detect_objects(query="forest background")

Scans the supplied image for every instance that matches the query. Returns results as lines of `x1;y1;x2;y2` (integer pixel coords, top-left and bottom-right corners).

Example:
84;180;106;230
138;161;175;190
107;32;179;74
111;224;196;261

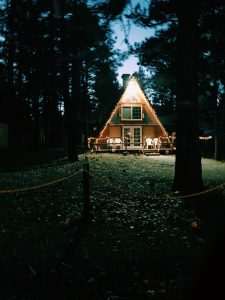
0;0;225;192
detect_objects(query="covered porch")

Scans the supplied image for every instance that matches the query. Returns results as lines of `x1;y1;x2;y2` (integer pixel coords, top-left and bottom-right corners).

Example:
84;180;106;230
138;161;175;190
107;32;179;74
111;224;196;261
88;136;175;154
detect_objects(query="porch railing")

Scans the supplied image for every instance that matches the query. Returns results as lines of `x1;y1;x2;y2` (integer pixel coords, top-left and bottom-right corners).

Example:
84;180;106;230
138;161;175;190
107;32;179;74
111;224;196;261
88;136;175;152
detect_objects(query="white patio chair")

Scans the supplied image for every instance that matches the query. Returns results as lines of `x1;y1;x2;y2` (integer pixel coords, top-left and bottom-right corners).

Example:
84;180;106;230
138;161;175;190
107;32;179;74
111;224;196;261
146;138;153;149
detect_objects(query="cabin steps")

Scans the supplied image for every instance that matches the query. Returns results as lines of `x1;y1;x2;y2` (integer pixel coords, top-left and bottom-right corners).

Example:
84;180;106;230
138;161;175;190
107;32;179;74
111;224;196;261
143;150;160;156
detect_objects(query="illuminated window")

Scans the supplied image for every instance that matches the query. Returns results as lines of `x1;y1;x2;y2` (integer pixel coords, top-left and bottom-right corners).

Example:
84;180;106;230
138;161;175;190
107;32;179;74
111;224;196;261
121;106;142;120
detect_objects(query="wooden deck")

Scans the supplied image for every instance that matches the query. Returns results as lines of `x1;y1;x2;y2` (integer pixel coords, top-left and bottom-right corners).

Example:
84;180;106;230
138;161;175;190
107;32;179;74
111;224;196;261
91;145;175;155
89;137;176;155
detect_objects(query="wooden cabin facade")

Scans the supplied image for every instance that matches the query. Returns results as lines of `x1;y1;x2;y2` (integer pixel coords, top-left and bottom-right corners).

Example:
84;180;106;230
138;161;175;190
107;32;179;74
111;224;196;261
90;75;173;153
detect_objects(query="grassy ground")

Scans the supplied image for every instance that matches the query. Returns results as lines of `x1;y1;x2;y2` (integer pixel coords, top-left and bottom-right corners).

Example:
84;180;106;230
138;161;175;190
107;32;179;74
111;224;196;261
0;150;225;300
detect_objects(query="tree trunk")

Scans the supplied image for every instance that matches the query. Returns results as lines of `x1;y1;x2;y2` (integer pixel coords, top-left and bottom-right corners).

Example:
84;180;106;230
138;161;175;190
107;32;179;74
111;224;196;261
32;95;41;149
6;0;18;152
55;0;80;161
81;62;89;151
69;59;83;160
210;81;219;160
173;1;203;193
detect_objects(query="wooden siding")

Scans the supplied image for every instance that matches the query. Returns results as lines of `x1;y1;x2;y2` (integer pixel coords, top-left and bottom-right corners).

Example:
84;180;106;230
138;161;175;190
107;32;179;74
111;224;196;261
143;126;155;138
109;126;121;138
142;125;166;140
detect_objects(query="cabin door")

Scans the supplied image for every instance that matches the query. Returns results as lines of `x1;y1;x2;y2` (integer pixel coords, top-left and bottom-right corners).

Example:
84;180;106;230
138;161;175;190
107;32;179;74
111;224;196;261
123;126;142;149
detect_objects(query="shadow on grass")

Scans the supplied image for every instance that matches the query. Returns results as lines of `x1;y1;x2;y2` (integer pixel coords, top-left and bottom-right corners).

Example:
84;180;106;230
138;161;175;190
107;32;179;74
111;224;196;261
46;216;94;300
1;216;93;300
182;190;225;299
0;148;68;172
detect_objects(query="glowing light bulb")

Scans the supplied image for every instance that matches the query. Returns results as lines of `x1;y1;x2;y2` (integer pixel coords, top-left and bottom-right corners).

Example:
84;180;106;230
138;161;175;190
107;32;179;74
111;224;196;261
126;80;138;97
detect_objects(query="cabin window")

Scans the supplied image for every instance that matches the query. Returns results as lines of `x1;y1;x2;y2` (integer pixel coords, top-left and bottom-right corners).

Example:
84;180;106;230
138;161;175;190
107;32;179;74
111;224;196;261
122;107;132;119
121;106;142;120
132;107;142;119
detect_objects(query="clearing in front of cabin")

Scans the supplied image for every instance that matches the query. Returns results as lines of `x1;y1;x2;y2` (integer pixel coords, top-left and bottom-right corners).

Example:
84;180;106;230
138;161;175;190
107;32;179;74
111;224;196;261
0;151;225;300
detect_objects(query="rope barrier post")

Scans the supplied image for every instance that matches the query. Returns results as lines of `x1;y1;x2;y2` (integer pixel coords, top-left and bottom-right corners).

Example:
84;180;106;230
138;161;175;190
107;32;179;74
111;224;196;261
82;156;91;220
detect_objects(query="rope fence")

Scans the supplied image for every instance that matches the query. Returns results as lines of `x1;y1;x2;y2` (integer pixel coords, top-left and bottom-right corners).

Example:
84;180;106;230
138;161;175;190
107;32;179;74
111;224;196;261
90;169;225;200
0;170;82;194
0;158;91;219
175;181;225;199
0;158;224;202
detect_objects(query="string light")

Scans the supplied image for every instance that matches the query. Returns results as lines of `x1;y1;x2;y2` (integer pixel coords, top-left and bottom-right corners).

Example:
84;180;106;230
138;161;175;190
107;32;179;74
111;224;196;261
199;136;212;140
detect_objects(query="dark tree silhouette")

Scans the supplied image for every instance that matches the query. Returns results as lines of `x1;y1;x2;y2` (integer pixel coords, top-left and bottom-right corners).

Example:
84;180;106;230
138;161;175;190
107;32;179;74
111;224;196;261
124;0;204;192
133;0;225;162
173;0;203;192
0;0;120;160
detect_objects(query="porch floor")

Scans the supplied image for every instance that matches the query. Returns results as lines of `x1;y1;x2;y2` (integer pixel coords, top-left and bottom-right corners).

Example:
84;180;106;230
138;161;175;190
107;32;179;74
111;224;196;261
92;148;174;155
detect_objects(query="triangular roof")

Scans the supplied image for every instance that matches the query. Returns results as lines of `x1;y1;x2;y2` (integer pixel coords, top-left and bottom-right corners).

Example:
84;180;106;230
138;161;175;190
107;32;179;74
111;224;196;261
98;75;168;139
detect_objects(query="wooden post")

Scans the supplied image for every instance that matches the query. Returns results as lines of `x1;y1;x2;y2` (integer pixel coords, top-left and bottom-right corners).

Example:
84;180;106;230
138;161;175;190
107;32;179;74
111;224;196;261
83;156;91;219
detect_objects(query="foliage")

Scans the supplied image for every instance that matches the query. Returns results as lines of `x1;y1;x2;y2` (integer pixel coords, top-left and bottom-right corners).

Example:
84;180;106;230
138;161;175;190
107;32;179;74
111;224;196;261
0;0;121;155
134;26;176;113
132;0;225;160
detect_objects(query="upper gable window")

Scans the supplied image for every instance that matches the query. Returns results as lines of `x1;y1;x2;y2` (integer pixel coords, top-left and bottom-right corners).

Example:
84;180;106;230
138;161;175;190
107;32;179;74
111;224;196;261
121;106;142;120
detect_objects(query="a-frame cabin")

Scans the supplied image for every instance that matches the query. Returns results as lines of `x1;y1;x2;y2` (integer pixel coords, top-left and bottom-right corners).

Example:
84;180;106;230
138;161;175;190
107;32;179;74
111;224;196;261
91;74;173;153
